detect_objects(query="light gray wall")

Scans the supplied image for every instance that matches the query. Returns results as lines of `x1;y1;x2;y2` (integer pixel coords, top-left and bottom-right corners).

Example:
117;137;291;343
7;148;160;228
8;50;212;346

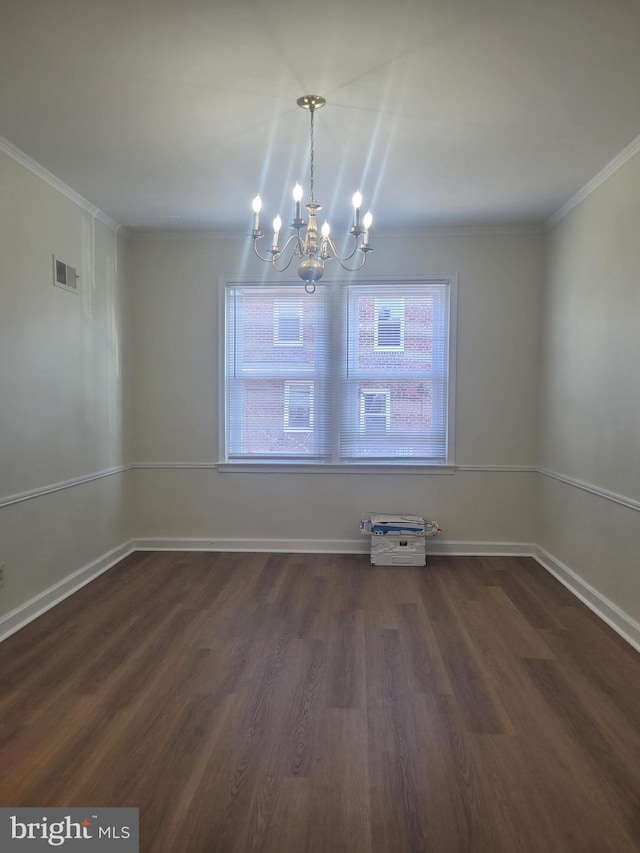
130;228;544;544
539;153;640;623
0;150;132;620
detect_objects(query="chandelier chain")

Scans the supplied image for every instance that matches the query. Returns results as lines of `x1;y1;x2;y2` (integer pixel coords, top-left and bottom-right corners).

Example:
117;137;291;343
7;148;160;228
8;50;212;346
309;105;315;203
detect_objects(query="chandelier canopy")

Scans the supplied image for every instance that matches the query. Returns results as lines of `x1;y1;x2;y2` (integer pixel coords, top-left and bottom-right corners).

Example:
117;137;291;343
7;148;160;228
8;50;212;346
250;95;372;293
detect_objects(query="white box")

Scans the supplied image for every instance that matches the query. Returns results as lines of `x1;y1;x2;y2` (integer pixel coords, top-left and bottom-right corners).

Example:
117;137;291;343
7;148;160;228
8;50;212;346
370;534;426;566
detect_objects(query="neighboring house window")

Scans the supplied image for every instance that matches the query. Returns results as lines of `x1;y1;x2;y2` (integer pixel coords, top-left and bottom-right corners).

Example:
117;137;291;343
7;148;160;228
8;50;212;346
222;278;455;465
359;390;390;434
375;298;404;351
274;300;303;346
284;382;314;431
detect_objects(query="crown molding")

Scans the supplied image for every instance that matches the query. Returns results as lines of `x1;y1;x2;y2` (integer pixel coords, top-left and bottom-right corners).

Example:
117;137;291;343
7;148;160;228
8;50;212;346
94;209;121;230
545;131;640;231
5;124;640;241
0;134;121;231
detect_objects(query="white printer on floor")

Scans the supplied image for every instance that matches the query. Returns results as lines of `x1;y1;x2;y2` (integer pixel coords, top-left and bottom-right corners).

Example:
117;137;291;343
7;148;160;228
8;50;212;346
360;514;442;566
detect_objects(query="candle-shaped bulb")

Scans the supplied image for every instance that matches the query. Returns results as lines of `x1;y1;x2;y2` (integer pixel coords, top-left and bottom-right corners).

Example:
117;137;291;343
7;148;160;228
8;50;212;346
273;214;282;248
293;182;303;221
352;190;362;227
363;210;372;244
321;221;331;238
252;195;262;232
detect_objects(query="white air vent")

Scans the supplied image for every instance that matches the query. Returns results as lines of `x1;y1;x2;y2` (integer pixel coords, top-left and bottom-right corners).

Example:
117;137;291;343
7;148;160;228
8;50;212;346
52;255;79;292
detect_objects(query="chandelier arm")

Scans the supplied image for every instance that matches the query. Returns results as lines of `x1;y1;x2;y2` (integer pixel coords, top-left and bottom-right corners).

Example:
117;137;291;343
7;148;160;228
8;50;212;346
252;239;278;263
252;233;301;265
324;235;360;263
280;233;304;259
271;234;303;272
334;252;369;273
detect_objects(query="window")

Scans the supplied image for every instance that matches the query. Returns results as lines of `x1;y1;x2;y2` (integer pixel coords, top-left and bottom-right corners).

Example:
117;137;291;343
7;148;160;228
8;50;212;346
375;298;404;351
222;278;455;466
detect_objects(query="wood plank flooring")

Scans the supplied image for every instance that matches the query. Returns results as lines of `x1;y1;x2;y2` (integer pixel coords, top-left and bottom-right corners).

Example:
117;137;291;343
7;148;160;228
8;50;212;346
1;552;639;852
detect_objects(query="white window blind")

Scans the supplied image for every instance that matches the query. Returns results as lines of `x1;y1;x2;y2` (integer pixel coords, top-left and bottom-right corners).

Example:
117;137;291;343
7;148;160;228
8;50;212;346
273;300;303;346
225;284;332;460
341;283;449;462
223;279;453;465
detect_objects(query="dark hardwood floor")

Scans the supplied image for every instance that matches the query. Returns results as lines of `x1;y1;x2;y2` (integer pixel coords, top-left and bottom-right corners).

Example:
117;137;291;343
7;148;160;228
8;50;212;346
1;551;639;852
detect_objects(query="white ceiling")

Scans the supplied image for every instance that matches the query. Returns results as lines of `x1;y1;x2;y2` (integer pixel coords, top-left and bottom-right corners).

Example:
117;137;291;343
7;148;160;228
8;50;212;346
2;0;640;232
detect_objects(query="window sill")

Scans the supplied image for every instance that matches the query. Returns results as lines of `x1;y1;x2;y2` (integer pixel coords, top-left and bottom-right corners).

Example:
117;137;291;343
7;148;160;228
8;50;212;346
216;462;456;474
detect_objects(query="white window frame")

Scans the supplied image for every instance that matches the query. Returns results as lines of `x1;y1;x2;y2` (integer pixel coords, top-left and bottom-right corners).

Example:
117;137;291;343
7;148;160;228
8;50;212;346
218;275;457;472
284;381;314;432
273;299;303;347
374;298;405;351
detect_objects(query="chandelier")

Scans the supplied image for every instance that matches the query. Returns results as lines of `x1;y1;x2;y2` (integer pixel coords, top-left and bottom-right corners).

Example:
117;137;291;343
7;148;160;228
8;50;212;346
250;95;372;293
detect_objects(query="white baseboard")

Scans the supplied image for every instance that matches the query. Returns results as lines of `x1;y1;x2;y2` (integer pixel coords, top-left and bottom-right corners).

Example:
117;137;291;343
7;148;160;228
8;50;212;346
532;545;640;654
0;541;134;643
1;538;638;655
131;536;535;557
130;537;534;557
131;537;370;554
428;540;535;557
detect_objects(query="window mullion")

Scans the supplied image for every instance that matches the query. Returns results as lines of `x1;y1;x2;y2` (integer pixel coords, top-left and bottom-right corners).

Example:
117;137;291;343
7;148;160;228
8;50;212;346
330;280;343;464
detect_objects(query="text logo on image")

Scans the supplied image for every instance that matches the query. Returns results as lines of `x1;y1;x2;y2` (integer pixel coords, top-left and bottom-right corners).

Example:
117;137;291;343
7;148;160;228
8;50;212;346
0;808;138;850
